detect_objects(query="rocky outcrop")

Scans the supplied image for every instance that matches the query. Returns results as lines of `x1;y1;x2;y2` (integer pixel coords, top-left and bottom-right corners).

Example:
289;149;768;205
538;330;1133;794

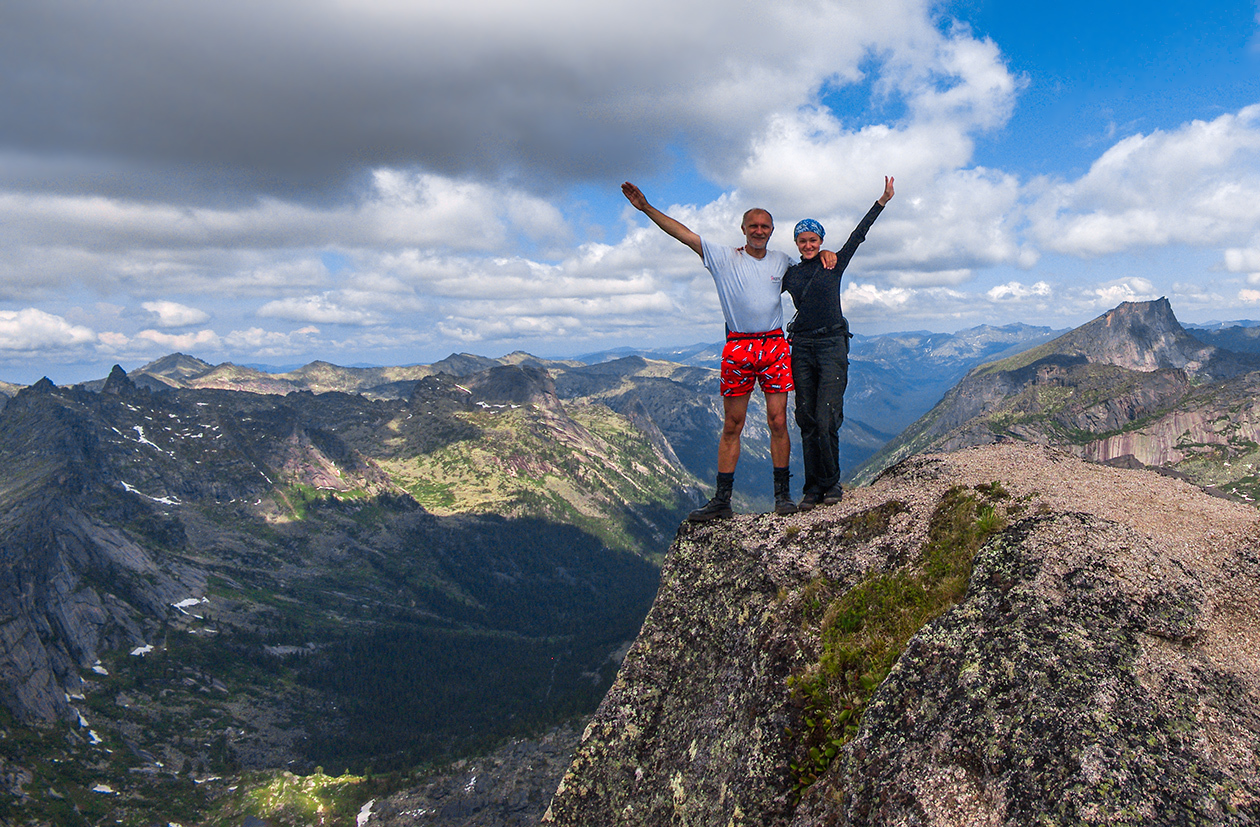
367;721;585;827
544;443;1260;825
1061;298;1218;374
0;492;202;723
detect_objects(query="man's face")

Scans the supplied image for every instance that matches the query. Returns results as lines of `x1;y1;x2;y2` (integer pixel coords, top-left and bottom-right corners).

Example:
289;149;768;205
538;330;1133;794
741;211;773;251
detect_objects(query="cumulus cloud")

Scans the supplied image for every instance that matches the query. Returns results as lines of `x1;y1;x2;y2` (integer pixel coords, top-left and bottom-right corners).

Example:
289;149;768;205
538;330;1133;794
843;282;917;311
223;326;320;354
257;294;382;326
1028;105;1260;257
0;0;949;199
142;301;211;328
134;329;222;351
0;309;96;353
988;281;1052;301
1077;277;1158;309
1226;241;1260;281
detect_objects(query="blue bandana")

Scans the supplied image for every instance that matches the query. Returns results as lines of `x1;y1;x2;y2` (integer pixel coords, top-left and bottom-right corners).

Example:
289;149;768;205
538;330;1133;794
794;219;825;240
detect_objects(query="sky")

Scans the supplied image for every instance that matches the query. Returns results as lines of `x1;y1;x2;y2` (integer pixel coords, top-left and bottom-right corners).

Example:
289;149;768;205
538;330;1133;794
2;0;1260;384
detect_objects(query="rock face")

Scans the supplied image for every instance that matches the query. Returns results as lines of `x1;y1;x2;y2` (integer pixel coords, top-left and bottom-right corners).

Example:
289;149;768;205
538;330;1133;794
543;443;1260;825
367;722;585;827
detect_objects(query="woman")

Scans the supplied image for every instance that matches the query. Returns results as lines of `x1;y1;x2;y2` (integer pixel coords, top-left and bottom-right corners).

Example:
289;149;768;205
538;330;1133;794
782;176;894;509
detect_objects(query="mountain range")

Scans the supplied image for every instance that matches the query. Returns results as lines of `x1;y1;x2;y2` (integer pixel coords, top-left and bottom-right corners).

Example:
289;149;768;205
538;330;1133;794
0;361;695;825
3;301;1258;825
855;298;1260;498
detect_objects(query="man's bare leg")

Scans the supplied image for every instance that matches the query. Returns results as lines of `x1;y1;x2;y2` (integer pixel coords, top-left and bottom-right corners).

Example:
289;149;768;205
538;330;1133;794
765;392;790;467
717;393;752;473
689;394;751;521
766;391;797;515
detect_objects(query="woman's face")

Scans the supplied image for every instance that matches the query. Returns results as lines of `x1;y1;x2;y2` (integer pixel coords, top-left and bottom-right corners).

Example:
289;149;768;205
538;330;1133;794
795;231;822;260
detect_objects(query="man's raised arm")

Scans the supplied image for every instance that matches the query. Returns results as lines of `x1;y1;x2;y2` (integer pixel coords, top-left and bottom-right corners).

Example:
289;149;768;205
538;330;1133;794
621;182;703;259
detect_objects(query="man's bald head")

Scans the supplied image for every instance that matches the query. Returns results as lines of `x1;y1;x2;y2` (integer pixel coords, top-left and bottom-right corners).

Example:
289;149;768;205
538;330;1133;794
741;208;773;229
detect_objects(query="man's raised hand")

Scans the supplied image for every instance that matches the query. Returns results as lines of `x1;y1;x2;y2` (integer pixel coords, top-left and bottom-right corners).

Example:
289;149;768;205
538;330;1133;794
622;181;649;211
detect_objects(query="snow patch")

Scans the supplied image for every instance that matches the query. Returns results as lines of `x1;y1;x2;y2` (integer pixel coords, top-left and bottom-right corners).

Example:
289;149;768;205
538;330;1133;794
91;784;115;794
357;799;375;827
172;597;208;614
131;644;154;656
119;480;182;506
92;660;109;675
132;425;161;449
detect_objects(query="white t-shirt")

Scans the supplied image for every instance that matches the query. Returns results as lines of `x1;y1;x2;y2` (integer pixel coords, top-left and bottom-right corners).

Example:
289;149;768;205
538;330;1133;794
700;238;792;334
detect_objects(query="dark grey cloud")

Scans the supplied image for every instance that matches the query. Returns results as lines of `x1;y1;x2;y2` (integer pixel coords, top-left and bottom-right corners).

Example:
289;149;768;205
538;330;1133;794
0;0;779;201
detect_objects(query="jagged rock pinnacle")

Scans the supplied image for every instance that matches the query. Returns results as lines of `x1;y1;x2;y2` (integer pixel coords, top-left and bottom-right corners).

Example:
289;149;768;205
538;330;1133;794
101;364;136;395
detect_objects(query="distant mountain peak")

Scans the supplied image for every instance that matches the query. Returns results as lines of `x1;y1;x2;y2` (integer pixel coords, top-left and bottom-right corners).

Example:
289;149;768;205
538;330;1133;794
136;352;215;382
101;365;137;396
1058;298;1213;372
461;364;562;411
986;298;1220;377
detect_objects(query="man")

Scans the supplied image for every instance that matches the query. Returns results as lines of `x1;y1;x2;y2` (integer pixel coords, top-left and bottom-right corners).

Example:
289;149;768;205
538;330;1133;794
783;176;894;510
620;181;834;520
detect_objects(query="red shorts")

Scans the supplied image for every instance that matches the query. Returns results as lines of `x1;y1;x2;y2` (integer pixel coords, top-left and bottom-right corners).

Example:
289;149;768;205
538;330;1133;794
720;331;794;397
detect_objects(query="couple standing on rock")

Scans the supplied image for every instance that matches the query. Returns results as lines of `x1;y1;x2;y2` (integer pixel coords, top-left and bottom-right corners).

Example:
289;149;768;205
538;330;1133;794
621;176;894;520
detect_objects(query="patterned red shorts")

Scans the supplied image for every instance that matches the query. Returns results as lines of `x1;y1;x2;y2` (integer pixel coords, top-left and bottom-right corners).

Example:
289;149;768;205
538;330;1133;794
720;331;794;397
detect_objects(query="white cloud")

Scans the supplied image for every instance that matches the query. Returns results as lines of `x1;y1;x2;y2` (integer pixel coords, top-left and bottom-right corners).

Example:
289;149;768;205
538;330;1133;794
842;282;917;311
141;300;211;328
988;281;1051;301
1029;105;1260;257
1226;241;1260;282
257;294;381;326
135;329;222;351
1079;277;1157;309
223;327;320;355
0;309;95;353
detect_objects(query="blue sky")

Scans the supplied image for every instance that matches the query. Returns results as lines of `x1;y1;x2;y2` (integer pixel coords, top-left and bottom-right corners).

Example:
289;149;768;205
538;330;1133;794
0;0;1258;384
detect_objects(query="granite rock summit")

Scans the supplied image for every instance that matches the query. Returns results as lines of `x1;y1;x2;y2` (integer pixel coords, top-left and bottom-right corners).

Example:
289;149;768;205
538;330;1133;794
544;443;1260;826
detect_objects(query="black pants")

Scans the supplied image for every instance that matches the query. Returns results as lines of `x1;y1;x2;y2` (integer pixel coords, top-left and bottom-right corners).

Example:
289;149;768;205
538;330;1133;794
791;334;849;495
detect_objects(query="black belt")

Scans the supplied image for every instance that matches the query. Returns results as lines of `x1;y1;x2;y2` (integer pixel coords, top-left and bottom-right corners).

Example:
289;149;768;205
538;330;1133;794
789;322;849;339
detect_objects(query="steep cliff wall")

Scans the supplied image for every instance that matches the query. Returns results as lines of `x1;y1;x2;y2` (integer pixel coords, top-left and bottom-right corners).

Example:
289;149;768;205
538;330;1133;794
544;443;1260;825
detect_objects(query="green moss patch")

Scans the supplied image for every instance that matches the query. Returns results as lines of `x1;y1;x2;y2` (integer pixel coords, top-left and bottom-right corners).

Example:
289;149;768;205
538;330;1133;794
786;483;1015;799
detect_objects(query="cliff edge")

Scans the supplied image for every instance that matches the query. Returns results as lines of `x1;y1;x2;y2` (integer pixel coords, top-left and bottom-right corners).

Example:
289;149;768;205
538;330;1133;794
543;443;1260;825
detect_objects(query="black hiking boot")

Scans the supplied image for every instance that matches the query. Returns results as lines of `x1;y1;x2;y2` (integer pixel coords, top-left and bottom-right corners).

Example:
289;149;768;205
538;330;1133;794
688;496;734;522
773;469;797;516
798;491;823;511
821;485;843;505
774;491;798;516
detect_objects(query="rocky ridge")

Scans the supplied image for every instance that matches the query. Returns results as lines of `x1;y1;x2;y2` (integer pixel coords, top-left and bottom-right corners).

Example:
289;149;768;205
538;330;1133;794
543;442;1260;825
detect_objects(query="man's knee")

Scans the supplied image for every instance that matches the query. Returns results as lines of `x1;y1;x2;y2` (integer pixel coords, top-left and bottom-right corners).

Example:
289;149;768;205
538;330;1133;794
766;409;788;435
